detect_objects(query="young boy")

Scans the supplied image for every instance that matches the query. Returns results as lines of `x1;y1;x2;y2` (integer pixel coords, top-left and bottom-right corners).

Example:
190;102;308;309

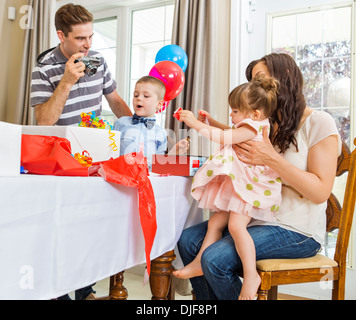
114;76;189;167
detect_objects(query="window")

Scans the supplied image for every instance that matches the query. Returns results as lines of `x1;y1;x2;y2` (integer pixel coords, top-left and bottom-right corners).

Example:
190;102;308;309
92;18;118;125
130;4;175;126
90;2;174;127
268;3;354;266
269;5;352;145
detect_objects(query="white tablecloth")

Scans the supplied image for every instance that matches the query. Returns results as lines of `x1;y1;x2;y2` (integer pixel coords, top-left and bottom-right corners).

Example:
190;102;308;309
0;174;202;300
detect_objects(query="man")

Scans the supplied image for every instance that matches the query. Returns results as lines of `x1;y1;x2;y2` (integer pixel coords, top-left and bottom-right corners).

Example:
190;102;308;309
31;4;132;300
31;3;132;126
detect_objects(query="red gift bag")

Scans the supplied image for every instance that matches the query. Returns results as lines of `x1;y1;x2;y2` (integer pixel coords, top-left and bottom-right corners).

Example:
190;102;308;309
98;152;157;275
21;135;89;177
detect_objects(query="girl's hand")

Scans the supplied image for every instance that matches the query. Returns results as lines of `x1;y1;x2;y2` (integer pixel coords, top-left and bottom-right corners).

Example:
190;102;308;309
234;126;277;166
179;110;199;128
198;110;210;123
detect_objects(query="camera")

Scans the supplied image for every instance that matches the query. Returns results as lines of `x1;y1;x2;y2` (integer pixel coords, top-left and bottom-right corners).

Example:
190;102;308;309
75;56;102;77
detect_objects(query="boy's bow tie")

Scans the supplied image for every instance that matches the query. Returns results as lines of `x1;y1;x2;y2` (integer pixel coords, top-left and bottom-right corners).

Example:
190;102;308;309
132;114;156;130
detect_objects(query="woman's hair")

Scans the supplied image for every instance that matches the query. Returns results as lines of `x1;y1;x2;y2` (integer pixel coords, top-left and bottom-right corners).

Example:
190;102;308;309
55;4;93;36
245;53;306;153
229;75;279;118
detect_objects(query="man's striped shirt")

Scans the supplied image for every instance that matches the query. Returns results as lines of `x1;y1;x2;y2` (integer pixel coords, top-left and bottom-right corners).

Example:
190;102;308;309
31;45;117;126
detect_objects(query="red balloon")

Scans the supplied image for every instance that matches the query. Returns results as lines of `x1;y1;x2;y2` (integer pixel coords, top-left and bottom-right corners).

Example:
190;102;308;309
149;61;185;101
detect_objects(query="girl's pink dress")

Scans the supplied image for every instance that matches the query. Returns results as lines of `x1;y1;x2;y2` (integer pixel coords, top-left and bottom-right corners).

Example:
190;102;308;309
191;118;282;222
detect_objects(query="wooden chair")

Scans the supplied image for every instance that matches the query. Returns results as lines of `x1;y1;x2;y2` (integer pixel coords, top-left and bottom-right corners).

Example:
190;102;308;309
256;138;356;300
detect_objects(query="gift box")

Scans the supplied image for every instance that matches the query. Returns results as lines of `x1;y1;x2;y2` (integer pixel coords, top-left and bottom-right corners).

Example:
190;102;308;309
151;155;207;176
0;121;22;176
21;126;121;163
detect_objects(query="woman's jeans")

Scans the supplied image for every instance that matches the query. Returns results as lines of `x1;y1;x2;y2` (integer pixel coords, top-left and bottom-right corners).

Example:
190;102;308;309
177;221;321;300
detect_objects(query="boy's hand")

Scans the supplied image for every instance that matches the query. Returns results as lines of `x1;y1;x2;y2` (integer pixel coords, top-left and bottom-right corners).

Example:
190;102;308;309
168;138;190;155
176;138;190;155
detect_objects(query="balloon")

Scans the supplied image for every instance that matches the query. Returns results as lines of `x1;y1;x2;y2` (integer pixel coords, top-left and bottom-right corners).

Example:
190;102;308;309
155;45;188;72
149;61;185;101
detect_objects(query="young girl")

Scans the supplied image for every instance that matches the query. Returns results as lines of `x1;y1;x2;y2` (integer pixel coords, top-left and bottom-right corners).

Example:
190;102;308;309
173;76;282;300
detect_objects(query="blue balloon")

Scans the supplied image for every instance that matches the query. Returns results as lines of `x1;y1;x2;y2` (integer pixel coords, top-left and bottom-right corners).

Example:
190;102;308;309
155;45;188;72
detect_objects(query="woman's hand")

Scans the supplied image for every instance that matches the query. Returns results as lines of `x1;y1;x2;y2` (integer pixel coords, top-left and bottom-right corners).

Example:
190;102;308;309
235;125;339;204
234;126;278;166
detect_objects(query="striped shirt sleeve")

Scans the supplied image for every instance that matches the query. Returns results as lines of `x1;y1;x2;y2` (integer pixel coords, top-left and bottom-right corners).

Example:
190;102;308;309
30;65;55;107
30;46;118;126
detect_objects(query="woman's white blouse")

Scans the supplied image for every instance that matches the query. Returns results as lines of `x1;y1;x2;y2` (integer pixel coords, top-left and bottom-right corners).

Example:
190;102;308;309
250;111;342;244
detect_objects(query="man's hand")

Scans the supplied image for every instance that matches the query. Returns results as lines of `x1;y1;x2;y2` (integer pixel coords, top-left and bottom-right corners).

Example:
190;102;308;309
62;53;85;86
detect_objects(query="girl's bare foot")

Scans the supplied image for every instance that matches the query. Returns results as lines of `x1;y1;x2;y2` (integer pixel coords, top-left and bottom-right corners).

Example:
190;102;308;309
172;262;203;279
238;273;261;300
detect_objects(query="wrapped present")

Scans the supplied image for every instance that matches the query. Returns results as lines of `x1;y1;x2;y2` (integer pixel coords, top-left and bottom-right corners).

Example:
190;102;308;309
0;121;22;176
22;125;120;163
151;155;207;176
21;135;90;177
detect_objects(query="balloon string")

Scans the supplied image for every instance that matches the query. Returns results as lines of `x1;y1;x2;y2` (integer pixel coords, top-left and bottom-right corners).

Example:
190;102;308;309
109;129;119;152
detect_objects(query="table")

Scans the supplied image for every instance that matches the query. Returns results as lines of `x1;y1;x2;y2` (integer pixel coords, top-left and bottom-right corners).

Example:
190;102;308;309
0;174;202;300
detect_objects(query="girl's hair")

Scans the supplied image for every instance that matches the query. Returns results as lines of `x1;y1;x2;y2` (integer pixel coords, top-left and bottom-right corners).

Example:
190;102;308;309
229;75;279;118
55;4;93;36
245;53;306;153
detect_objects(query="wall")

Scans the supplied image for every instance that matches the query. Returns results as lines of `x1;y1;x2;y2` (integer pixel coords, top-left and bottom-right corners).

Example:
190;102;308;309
0;1;7;121
0;0;27;124
215;0;231;125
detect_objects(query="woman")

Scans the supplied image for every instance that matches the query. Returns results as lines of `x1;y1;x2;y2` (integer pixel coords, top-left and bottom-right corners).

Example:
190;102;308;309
177;53;341;300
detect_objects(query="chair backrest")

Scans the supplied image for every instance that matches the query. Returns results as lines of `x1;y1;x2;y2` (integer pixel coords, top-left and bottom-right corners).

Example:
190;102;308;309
326;138;356;265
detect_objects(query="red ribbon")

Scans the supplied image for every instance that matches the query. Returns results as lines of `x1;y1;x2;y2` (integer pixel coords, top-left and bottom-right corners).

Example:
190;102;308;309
97;152;157;275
